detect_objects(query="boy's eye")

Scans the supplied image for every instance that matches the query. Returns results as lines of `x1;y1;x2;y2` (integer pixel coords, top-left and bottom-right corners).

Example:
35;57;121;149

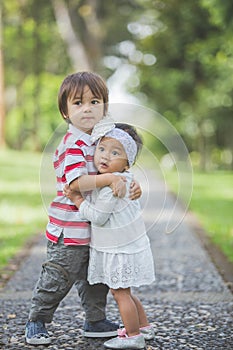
92;99;100;105
74;100;82;105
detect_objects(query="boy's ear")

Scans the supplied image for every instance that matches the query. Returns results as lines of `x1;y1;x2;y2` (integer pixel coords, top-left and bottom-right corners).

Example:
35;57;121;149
63;113;69;121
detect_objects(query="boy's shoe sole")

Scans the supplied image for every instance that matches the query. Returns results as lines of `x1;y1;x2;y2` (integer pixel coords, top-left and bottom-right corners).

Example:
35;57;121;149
25;337;51;346
82;329;118;338
83;319;119;338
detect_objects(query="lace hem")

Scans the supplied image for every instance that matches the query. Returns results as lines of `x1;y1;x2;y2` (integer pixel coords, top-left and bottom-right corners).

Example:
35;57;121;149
88;247;155;289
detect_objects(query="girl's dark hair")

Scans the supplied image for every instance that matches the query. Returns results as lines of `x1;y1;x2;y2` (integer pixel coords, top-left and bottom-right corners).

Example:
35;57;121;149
115;123;143;164
58;71;109;120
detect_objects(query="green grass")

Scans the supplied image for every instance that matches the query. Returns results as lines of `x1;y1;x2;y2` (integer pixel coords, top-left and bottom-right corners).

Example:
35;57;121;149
165;170;233;262
0;149;47;270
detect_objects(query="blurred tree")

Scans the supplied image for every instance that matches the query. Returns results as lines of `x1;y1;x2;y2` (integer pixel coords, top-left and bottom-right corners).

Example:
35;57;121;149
3;0;70;149
124;0;233;170
0;2;6;148
3;0;144;150
51;0;91;71
2;0;233;169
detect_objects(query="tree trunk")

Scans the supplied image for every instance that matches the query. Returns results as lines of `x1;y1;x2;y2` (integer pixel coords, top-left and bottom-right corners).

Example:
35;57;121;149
198;131;207;171
51;0;91;71
0;4;6;148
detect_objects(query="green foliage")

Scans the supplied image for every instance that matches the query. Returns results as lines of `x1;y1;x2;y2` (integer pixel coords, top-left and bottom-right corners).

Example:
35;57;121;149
126;0;233;170
3;0;139;150
1;0;233;171
5;73;64;150
2;0;70;151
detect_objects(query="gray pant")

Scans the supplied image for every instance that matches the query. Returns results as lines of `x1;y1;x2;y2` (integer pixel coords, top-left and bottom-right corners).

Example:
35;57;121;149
29;235;109;323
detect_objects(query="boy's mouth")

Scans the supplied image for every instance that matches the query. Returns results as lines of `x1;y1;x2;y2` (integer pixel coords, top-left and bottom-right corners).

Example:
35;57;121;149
81;116;94;121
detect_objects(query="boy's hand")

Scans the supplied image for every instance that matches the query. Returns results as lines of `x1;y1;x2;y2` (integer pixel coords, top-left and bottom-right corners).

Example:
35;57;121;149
129;180;142;200
63;184;84;208
110;175;127;198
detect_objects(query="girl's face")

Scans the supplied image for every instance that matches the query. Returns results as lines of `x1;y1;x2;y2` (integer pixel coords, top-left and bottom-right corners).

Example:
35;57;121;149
94;137;129;174
65;85;105;133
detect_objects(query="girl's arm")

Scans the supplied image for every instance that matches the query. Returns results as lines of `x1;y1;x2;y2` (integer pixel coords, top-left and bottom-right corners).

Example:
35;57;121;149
64;185;117;226
69;173;126;198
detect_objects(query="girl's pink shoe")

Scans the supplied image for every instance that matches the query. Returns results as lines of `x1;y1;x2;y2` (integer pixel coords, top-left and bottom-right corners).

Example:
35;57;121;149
140;325;155;340
104;329;145;349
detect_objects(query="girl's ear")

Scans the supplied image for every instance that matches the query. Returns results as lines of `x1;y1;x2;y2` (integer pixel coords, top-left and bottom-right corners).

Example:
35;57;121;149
124;165;130;171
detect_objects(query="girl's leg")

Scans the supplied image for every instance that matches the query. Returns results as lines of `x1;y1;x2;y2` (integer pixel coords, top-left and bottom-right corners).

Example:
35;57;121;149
131;294;155;341
110;287;140;337
131;294;150;328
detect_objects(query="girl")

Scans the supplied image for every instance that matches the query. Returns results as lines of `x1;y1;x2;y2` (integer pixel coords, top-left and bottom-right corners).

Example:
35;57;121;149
64;123;155;349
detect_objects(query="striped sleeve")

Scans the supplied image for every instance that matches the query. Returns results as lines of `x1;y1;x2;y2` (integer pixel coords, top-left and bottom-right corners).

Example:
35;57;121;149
64;145;88;185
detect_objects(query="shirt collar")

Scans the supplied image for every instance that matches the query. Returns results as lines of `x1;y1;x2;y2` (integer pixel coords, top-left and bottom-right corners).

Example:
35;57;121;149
68;124;93;146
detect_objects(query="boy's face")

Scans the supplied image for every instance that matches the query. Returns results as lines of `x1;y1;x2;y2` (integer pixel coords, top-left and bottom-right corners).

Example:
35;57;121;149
65;85;105;134
94;137;129;174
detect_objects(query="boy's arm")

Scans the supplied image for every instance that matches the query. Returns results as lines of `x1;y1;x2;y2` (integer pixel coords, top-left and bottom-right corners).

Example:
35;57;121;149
69;173;126;197
129;180;142;200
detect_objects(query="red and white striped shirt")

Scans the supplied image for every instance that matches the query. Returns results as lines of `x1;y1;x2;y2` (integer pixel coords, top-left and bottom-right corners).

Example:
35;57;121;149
46;124;97;245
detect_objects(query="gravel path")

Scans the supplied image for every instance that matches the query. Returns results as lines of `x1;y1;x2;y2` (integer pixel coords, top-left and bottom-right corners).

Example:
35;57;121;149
0;176;232;350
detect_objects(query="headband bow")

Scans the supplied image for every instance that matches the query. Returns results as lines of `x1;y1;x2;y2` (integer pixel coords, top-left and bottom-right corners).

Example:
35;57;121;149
91;115;137;166
91;114;115;143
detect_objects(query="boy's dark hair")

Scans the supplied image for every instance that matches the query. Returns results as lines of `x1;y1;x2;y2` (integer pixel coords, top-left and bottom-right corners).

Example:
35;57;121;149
115;123;143;164
58;71;109;120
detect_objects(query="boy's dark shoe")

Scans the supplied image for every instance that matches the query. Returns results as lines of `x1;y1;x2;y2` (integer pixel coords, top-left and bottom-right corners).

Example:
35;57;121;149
25;320;51;345
83;318;119;338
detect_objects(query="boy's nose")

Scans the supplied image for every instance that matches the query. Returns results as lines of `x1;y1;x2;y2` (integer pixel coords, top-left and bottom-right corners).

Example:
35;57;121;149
83;102;91;112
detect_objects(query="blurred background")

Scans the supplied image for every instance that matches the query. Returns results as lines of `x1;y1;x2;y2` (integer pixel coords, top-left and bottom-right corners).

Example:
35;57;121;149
0;0;232;282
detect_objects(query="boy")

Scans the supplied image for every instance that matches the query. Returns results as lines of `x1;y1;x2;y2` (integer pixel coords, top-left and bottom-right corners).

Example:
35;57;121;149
25;72;140;345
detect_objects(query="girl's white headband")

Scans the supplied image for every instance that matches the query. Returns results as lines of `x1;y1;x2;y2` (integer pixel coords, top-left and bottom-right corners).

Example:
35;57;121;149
91;115;137;166
104;128;137;167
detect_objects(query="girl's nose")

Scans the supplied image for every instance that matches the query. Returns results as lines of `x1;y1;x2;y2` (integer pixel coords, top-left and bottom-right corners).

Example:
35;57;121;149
101;152;109;160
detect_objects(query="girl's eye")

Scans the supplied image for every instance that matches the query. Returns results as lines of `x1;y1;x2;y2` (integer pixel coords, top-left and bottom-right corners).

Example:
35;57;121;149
99;146;104;152
74;100;82;105
112;151;119;156
92;100;99;105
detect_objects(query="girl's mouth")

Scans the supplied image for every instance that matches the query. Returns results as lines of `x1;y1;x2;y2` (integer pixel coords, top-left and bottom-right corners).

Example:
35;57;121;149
99;162;108;169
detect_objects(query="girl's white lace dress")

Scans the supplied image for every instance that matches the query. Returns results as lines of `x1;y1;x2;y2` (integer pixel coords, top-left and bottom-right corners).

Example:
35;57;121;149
79;172;155;289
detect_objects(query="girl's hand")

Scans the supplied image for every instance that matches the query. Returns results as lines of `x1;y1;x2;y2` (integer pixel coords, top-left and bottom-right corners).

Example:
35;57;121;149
63;184;84;208
63;184;75;199
129;180;142;200
110;175;127;198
